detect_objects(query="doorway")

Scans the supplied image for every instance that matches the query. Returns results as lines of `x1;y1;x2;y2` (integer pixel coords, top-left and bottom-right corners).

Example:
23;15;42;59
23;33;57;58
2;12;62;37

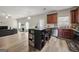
18;22;29;32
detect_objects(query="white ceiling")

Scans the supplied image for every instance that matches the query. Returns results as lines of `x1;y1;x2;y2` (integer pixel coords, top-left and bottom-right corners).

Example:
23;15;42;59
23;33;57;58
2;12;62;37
0;6;73;19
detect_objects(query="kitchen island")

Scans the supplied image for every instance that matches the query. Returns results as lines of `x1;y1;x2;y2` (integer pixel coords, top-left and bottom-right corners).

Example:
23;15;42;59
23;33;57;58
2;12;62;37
29;28;52;51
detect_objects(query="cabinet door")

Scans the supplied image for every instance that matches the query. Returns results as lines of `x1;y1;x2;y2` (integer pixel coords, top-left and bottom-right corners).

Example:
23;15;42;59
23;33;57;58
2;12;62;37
47;13;57;24
58;29;63;38
75;9;78;23
52;14;57;23
71;7;79;24
71;10;76;23
47;15;53;24
63;29;74;39
77;8;79;23
58;29;74;39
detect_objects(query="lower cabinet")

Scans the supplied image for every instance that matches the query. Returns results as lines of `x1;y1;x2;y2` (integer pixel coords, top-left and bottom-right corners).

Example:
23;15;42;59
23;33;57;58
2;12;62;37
58;29;74;39
34;29;52;50
34;30;46;50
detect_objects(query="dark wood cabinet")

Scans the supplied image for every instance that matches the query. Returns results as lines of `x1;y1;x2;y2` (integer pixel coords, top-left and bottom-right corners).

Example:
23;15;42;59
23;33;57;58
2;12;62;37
47;13;57;24
58;29;74;39
34;29;52;50
77;7;79;23
29;28;52;50
34;30;45;50
71;10;76;23
71;7;79;24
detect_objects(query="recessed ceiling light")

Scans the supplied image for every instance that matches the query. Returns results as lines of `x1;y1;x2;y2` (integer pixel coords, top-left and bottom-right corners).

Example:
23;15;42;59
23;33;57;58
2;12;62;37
6;16;9;19
27;17;31;19
8;14;11;16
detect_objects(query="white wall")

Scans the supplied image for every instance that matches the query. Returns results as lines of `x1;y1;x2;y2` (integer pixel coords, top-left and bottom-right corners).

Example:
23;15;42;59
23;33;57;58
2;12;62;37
29;14;47;29
17;14;47;29
0;16;17;29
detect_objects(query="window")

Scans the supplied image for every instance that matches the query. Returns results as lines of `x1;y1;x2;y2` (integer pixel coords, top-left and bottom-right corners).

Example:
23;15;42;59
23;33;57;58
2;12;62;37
58;16;71;28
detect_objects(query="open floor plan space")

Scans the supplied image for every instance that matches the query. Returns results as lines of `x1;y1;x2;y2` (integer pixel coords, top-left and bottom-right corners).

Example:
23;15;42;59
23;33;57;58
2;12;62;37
0;32;28;52
0;6;79;52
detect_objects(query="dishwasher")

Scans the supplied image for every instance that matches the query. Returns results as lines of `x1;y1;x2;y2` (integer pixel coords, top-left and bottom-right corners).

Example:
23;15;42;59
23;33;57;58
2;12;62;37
52;28;58;37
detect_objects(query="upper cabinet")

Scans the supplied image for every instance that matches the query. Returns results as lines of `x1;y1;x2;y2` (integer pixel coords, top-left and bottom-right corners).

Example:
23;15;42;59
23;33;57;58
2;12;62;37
71;7;79;24
47;13;57;24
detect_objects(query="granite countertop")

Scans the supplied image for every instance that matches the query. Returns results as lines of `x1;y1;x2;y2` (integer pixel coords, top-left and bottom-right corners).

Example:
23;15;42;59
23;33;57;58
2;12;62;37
71;28;79;32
